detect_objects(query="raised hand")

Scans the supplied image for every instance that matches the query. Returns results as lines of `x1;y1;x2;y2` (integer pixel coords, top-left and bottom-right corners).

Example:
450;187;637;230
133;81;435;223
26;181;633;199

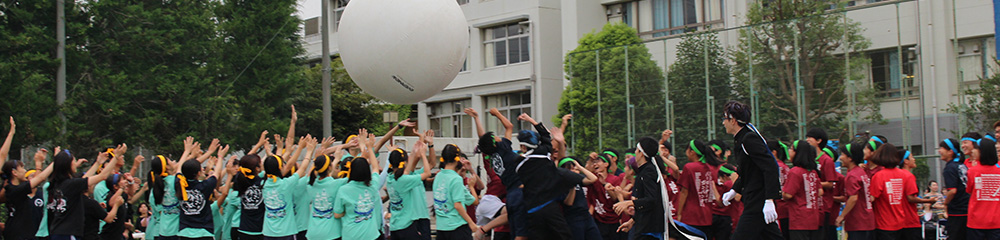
183;137;195;152
7;116;14;130
218;144;231;159
423;129;435;145
550;127;565;143
113;143;128;157
96;152;110;165
463;108;479;118
320;136;335;150
257;131;270;146
399;119;416;128
134;155;145;165
290;105;298;123
34;148;49;163
206;139;221;154
517;113;537;125
488;108;501;117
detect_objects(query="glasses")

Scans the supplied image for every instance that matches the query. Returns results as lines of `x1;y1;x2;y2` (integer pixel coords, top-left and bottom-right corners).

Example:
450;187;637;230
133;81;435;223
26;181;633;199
721;117;731;121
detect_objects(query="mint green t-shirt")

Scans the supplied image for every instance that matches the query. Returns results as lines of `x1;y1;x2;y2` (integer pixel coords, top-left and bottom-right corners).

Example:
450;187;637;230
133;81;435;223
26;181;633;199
333;174;381;240
387;172;429;231
145;189;159;239
156;175;181;237
294;176;310;232
306;177;348;240
220;189;241;240
262;174;300;237
35;182;49;238
94;182;110;232
432;169;475;231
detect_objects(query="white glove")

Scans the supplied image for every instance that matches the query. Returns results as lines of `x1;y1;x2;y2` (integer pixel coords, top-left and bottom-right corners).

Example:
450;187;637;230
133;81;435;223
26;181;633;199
721;189;737;206
763;199;778;224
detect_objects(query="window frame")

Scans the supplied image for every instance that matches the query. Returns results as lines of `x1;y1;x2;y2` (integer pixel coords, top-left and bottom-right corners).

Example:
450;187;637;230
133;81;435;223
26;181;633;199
483;91;533;134
428;99;474;138
483;22;531;68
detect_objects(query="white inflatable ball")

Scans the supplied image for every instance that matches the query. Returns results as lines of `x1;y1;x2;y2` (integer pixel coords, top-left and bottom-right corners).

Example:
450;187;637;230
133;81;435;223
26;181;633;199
338;0;469;104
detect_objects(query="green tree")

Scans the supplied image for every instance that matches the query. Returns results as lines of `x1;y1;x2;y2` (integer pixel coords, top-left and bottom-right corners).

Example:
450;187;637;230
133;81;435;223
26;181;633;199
730;0;880;141
947;60;1000;133
666;32;732;145
558;22;666;154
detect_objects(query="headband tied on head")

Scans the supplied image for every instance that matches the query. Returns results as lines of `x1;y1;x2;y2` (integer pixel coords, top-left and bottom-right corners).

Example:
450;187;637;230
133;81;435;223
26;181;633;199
901;150;911;166
710;144;722;152
177;174;190;201
778;141;789;159
962;137;979;144
603;151;618;159
345;135;357;145
240;167;256;179
338;160;353;178
689;141;705;163
944;140;961;162
394;149;406;169
984;134;997;142
720;166;735;175
267;156;284;182
636;143;649;159
150;155;169;183
315;155;331;174
558;158;575;168
25;169;37;178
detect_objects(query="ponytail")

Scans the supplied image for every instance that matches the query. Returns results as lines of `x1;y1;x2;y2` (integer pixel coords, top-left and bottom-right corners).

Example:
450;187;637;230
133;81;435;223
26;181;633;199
309;155;333;185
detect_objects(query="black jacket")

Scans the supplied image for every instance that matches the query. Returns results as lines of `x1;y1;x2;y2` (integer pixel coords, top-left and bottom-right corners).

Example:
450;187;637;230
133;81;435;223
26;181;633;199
731;127;781;200
631;161;664;234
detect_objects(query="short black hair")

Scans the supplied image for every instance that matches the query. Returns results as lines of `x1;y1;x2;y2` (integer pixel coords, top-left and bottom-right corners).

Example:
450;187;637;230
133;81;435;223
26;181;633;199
723;101;752;127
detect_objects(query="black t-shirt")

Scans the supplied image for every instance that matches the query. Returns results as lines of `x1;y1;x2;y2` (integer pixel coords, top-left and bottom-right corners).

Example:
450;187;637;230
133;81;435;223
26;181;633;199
47;177;89;236
943;161;970;215
516;157;585;209
559;184;589;217
4;181;46;240
100;192;130;240
496;138;522;190
178;176;218;233
82;196;108;240
239;177;265;234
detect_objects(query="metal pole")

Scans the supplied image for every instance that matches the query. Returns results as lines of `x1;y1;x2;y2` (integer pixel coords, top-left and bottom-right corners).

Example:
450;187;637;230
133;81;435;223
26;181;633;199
597;50;603;149
665;41;674;144
750;29;759;125
845;11;856;137
705;34;713;139
56;0;66;135
626;45;633;146
794;20;805;140
321;0;333;138
897;3;910;150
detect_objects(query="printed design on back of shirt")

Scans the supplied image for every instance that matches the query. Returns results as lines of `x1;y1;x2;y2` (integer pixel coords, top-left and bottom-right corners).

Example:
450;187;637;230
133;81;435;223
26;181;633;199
353;190;375;223
491;153;505;176
47;190;67;215
886;178;904;205
387;184;404;212
974;174;1000;201
312;190;334;219
804;172;820;209
264;188;287;218
181;189;206;215
34;198;45;208
779;166;788;186
433;185;449;213
242;185;263;210
162;189;180;215
694;172;712;207
861;176;872;210
960;165;969;189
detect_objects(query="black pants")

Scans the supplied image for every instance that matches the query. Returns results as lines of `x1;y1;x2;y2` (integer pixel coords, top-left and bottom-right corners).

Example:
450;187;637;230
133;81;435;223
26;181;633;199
874;228;921;240
262;236;294;240
732;191;783;240
846;230;873;240
778;218;790;240
710;215;733;240
789;230;821;240
296;231;306;240
596;221;625;240
155;237;180;240
526;202;572;240
968;228;1000;240
822;212;837;240
566;211;601;240
946;215;967;240
437;224;473;240
390;218;431;240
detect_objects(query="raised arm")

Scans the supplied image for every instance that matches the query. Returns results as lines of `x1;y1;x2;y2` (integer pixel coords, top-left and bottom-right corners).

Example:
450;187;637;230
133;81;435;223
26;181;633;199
489;108;514;139
30;149;55;188
423;130;436;166
464;108;486;137
559;114;572;134
103;189;125;223
281;137;305;176
315;137;335;160
84;152;108;178
574;161;598;185
296;136;317;178
0;117;14;164
197;139;221;163
128;155;145;177
249;131;269;155
405;141;425;176
90;144;125;187
285;105;298;153
550;127;567;160
130;184;149;204
375;119;415;152
359;130;381;172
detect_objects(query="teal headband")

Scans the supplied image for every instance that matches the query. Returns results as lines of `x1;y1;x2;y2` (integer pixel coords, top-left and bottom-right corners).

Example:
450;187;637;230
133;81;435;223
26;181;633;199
943;140;961;162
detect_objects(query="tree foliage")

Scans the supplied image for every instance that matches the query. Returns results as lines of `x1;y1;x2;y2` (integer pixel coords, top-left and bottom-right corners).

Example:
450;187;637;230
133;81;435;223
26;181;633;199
666;32;732;145
558;22;666;154
947;60;1000;133
730;0;880;141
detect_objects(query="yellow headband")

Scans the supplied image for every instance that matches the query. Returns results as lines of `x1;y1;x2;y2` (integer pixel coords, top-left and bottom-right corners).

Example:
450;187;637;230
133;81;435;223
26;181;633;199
267;156;283;182
25;170;37;177
345;135;357;145
315;155;331;174
240;167;256;179
394;149;406;169
177;174;190;201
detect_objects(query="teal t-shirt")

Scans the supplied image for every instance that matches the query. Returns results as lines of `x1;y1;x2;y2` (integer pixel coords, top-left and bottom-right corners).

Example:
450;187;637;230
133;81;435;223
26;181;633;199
262;174;300;237
94;182;110;232
432;169;475;231
306;177;348;240
35;182;49;238
145;190;159;239
156;175;181;237
220;189;241;240
387;172;429;231
333;174;381;240
294;177;310;232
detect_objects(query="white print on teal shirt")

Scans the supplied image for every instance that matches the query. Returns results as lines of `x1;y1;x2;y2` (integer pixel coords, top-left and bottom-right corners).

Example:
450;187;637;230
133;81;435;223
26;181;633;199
264;188;287;218
312;190;334;219
353;190;375;223
433;185;449;213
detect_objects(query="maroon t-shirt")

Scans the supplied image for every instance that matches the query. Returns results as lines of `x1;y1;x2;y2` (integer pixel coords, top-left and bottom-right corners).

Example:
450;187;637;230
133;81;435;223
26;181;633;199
679;162;716;226
843;167;875;231
586;178;621;224
665;168;680;218
712;180;733;216
783;167;823;230
776;161;791;219
817;153;838;214
481;157;507;198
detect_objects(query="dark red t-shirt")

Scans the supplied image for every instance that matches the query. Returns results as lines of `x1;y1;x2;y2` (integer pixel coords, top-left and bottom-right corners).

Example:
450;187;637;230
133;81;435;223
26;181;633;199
843;167;874;231
586;178;621;224
870;168;920;231
966;165;1000;229
712;180;733;216
665;168;680;218
817;154;838;214
782;167;823;230
481;156;507;198
678;162;716;226
776;161;791;219
826;172;844;225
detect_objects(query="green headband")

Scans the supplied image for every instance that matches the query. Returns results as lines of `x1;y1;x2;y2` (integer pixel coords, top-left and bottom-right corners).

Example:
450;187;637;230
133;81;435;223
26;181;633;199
720;166;735;175
822;148;835;159
868;140;878;151
845;143;853;156
559;158;576;167
778;141;789;159
603;151;618;159
711;144;722;152
689;140;706;163
598;155;609;163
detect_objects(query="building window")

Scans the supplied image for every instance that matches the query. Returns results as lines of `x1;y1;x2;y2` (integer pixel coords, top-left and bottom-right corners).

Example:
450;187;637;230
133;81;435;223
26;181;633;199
606;3;634;27
869;48;917;98
651;0;723;37
484;91;532;133
428;99;473;138
334;0;349;31
484;22;530;67
957;38;996;84
304;17;320;36
457;0;469;5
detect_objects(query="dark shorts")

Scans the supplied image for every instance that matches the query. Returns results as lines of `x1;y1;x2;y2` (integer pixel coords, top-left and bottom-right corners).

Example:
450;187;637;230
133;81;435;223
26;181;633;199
178;238;213;240
969;228;1000;240
846;230;873;240
436;224;472;240
506;187;528;237
873;228;920;240
390;218;431;240
262;235;294;240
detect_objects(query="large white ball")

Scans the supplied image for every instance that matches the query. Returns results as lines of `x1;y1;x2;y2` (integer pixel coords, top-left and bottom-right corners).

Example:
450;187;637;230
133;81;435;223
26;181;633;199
338;0;469;104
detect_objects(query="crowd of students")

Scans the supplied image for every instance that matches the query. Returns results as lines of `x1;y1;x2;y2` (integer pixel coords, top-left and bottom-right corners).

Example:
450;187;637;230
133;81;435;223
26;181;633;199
0;101;999;240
